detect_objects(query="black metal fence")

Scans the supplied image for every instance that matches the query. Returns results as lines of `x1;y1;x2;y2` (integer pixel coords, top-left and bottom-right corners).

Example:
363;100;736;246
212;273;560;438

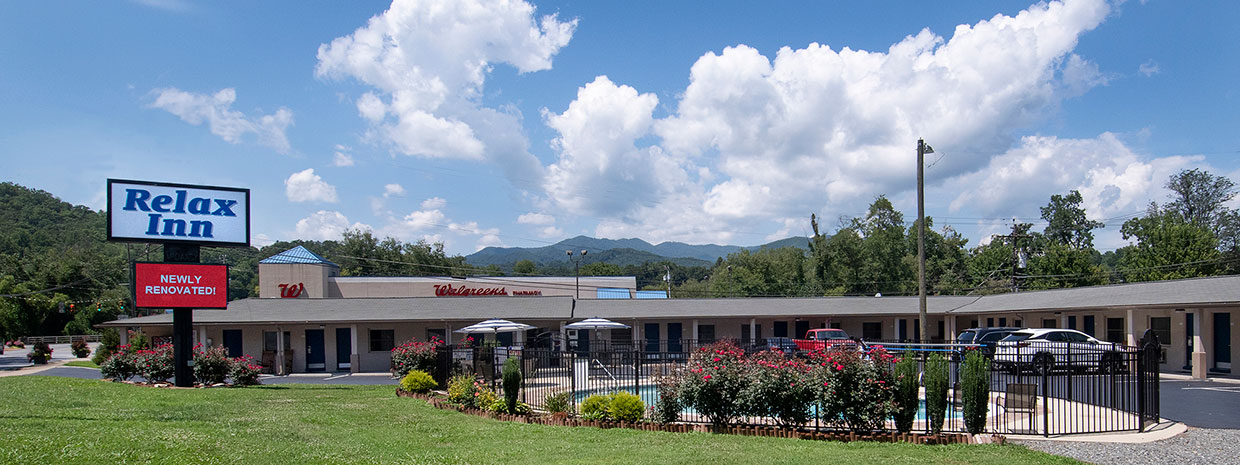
428;334;1160;436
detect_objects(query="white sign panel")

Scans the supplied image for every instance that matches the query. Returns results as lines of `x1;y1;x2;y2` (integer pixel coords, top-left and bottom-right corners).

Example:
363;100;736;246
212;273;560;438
107;179;250;247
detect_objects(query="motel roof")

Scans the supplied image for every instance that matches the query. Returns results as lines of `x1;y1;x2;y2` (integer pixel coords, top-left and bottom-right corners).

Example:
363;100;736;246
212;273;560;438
100;274;1240;327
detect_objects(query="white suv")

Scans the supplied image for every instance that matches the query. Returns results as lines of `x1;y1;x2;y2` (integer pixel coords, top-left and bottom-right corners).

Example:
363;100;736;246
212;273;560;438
994;328;1125;374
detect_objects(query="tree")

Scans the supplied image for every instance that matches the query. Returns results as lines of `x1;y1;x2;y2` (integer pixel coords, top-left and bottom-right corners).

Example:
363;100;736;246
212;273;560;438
580;262;623;276
1165;168;1236;232
1040;190;1103;249
1119;204;1220;282
512;259;536;275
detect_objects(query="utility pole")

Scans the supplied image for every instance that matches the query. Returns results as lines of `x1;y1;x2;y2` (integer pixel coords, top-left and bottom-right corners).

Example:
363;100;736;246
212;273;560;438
567;249;586;299
994;222;1031;293
664;265;672;298
917;138;933;344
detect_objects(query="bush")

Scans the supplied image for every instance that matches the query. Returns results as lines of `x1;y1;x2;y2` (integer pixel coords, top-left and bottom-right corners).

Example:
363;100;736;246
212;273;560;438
27;341;52;363
476;388;499;411
193;344;231;385
134;344;175;384
92;329;120;365
488;398;531;414
390;337;443;378
447;374;480;408
812;346;894;433
924;353;949;434
678;341;749;427
127;330;149;351
961;349;991;435
100;348;136;381
741;350;816;428
400;370;438;394
651;375;681;424
891;352;919;433
71;338;91;358
608;391;645;423
501;357;522;414
580;394;611;421
230;355;263;386
542;391;572;415
6;340;25;349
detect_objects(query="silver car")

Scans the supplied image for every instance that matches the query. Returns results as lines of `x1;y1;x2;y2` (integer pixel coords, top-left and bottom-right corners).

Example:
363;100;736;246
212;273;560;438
994;328;1125;374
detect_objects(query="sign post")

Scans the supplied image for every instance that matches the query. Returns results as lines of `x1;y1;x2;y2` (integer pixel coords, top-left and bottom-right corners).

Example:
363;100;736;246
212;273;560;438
108;179;249;387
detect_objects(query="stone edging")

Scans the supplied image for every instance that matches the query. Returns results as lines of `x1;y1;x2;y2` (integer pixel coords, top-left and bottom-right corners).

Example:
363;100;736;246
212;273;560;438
396;389;994;445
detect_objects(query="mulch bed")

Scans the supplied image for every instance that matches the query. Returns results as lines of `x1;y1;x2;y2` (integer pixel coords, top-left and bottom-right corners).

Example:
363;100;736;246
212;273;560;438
396;389;994;445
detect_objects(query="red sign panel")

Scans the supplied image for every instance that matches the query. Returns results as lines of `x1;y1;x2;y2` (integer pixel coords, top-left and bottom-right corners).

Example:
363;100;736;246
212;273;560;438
134;263;228;309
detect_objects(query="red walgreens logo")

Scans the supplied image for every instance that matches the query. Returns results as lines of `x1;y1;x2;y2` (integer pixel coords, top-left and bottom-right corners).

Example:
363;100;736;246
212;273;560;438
134;263;228;309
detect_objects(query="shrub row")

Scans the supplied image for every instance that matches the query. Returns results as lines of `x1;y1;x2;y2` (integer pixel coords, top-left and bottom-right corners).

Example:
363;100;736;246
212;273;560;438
390;336;443;378
99;343;261;386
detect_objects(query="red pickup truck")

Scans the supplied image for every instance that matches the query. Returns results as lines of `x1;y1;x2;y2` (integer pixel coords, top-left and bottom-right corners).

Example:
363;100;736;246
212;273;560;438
794;328;854;352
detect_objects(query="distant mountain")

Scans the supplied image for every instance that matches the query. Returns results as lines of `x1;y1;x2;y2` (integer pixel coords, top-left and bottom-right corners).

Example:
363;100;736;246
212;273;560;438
465;235;810;268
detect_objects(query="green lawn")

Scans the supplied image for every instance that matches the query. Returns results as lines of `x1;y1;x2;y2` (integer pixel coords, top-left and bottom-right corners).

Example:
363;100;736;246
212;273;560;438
63;360;98;368
0;376;1078;465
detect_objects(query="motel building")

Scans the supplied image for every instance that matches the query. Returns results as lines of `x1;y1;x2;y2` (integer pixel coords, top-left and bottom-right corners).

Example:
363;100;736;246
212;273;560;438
101;245;1240;380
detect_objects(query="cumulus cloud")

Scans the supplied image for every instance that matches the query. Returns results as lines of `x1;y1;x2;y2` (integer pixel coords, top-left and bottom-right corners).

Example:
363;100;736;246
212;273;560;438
295;211;370;240
538;0;1120;244
316;0;575;189
383;183;405;198
403;209;446;231
285;169;339;203
421;197;446;209
333;145;355;167
1138;59;1160;77
149;87;293;153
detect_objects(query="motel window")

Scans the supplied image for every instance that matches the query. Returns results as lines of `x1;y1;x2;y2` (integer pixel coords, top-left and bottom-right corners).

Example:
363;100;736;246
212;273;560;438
773;321;788;338
986;318;994;327
1068;316;1077;330
740;325;751;344
369;329;395;352
862;322;882;340
1150;317;1171;346
427;328;446;343
1042;319;1057;329
998;318;1007;327
264;331;278;352
699;325;716;343
1106;318;1125;345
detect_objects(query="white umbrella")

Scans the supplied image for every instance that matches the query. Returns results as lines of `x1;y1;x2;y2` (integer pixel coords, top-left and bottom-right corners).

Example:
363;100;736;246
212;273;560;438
454;319;536;335
565;318;630;351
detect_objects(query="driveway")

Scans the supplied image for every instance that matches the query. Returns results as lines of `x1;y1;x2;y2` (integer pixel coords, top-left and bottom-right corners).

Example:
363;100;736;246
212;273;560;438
1160;378;1240;429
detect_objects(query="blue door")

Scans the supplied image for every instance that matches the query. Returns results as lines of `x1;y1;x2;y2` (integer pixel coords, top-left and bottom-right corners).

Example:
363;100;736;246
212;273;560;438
644;323;660;353
668;323;682;353
222;329;243;358
1215;313;1231;372
335;328;352;371
305;329;325;371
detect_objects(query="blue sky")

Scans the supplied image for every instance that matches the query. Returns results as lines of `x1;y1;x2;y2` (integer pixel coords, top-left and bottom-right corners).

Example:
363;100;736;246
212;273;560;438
2;0;1238;256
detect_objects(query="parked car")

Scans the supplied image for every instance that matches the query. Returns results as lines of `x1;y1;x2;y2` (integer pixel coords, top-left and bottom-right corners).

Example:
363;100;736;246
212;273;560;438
994;328;1124;374
954;327;1023;359
793;328;855;352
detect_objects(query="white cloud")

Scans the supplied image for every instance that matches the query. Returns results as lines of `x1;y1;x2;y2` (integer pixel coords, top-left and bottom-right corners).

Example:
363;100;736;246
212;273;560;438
1138;59;1160;77
539;226;565;238
253;233;275;248
316;0;575;189
332;146;355;167
383;183;406;198
535;0;1120;245
517;212;555;225
149;87;294;153
421;197;446;209
295;211;370;240
403;209;446;231
284;168;338;203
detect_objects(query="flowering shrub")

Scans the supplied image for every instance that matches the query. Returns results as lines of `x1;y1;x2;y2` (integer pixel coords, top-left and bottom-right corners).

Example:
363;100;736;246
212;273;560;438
650;375;681;424
391;336;443;378
27;341;53;363
891;352;919;433
6;340;25;349
810;346;893;433
134;344;175;384
230;355;263;386
100;346;136;381
741;350;817;428
400;370;438;394
924;353;950;434
71;338;91;358
476;387;499;411
608;391;646;423
580;394;611;421
678;341;749;427
447;374;482;408
193;344;231;385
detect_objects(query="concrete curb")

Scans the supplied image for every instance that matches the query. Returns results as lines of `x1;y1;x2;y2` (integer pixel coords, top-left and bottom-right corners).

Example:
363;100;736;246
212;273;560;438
1009;420;1187;444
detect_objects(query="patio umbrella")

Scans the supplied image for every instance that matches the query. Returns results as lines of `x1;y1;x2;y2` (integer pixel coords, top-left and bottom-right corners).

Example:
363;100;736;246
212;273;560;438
454;319;536;335
565;318;631;351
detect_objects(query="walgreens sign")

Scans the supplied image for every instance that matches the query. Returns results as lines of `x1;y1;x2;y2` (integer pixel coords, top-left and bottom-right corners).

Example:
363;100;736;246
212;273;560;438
107;179;250;247
134;263;229;309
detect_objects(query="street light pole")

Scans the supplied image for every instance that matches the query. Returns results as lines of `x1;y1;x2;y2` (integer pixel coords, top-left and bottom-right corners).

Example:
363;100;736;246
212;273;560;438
567;249;587;299
917;138;934;344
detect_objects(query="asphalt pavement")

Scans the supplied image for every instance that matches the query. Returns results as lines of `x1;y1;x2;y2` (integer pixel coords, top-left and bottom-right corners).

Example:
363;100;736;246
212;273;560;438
1159;378;1240;429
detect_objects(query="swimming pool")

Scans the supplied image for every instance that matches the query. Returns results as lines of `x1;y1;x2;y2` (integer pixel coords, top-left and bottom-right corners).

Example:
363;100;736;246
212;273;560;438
574;385;962;421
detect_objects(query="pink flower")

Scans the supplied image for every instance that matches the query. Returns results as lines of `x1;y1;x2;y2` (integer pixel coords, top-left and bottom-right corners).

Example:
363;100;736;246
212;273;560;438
703;375;712;380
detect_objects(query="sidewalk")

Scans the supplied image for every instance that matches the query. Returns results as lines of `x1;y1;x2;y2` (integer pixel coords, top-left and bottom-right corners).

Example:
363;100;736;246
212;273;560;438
1160;372;1240;384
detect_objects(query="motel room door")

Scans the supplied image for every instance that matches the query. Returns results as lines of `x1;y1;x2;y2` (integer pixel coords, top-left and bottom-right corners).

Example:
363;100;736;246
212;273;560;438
336;328;352;371
305;329;325;372
222;330;243;358
1215;313;1231;372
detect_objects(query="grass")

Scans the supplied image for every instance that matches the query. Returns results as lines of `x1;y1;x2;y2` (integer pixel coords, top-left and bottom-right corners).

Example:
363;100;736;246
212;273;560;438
63;360;98;368
0;376;1080;465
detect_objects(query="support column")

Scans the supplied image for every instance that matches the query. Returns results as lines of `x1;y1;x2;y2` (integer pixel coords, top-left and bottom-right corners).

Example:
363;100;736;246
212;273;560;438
692;319;699;341
173;308;194;386
1061;313;1069;331
946;316;957;341
276;327;286;376
350;324;359;374
1192;309;1208;380
749;318;757;342
1126;309;1138;347
119;328;130;346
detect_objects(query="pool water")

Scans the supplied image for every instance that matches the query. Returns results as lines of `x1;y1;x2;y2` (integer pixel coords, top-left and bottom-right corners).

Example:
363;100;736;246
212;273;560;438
575;385;962;420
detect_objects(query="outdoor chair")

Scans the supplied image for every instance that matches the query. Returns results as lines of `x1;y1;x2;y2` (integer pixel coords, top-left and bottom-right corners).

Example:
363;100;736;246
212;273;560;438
1002;383;1038;434
260;350;276;374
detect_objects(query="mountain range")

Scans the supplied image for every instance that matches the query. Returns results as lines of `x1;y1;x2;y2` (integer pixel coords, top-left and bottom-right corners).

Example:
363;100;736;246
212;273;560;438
465;235;810;268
